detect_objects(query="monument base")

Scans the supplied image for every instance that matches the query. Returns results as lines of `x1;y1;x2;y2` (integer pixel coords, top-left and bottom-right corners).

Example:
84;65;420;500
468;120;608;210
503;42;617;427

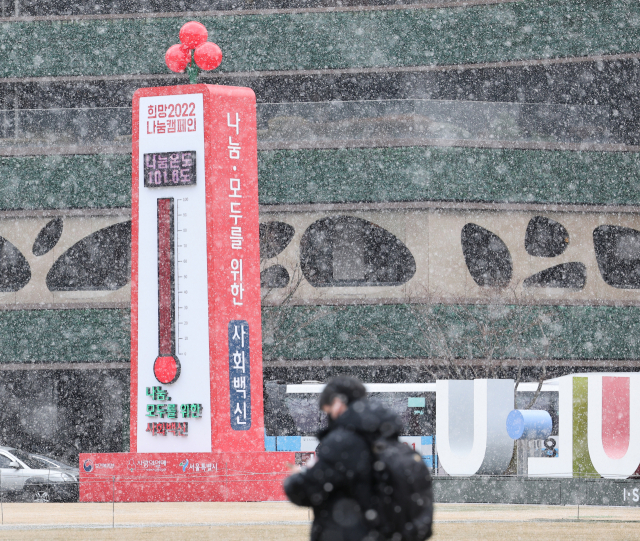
79;452;296;502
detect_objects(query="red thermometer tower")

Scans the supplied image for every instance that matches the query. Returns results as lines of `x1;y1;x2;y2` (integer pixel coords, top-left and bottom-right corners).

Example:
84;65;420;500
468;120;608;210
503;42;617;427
79;22;294;503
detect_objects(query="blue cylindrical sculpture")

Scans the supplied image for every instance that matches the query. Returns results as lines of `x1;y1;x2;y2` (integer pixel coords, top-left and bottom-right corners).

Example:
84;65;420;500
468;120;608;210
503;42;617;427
506;409;552;440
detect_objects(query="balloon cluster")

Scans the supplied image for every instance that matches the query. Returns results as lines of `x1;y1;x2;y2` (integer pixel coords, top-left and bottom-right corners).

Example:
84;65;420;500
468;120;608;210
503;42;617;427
165;21;222;83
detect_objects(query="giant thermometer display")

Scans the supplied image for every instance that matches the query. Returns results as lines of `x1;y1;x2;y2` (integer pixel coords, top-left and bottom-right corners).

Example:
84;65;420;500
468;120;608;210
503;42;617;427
79;84;289;503
130;85;265;454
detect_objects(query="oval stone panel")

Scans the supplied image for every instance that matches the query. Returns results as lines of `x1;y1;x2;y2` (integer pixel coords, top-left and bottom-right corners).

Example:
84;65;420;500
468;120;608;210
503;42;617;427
525;216;569;258
0;237;31;292
300;216;415;287
260;222;295;260
593;225;640;289
47;221;131;291
461;223;512;288
32;217;64;257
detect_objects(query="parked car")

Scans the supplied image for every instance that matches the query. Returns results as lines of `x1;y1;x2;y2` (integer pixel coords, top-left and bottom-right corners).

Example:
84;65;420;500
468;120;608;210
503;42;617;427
0;446;79;502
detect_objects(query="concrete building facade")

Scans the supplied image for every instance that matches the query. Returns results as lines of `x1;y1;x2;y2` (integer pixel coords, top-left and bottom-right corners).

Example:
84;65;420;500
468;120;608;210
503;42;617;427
0;0;638;462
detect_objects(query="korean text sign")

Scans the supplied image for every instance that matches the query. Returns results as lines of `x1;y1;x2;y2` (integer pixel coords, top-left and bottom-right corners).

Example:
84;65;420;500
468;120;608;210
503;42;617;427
131;85;265;455
229;320;251;430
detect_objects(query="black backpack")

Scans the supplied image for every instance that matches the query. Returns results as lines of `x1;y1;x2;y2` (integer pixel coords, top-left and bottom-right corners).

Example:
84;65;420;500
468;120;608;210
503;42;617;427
367;437;434;541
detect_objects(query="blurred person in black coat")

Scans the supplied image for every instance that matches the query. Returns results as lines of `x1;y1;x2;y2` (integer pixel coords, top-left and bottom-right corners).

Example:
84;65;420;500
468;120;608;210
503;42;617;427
284;376;402;541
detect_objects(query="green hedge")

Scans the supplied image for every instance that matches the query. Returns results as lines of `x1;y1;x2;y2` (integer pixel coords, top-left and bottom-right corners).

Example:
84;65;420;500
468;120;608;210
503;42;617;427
1;304;638;364
258;147;640;206
0;309;130;363
262;304;640;362
1;1;638;77
0;155;130;210
2;147;639;210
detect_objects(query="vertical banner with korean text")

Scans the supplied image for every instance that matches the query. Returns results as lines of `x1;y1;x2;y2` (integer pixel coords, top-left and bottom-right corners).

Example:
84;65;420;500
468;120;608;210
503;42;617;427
204;85;264;453
228;320;251;430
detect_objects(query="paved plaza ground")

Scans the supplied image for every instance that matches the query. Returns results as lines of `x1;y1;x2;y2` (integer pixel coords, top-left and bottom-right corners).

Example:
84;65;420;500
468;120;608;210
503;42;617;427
0;502;639;540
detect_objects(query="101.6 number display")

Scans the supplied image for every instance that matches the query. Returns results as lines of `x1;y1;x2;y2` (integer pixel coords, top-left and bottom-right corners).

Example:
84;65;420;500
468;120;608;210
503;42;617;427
144;151;197;187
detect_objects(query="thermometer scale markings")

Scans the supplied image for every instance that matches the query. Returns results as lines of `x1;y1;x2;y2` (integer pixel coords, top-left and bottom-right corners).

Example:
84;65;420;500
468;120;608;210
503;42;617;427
176;197;188;357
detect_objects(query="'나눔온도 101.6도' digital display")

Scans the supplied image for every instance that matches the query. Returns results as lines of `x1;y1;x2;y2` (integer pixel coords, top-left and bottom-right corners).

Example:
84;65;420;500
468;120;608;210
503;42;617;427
144;151;197;187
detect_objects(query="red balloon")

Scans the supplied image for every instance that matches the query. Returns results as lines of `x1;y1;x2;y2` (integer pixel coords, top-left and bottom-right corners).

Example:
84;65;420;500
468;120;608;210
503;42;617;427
165;44;191;73
194;42;223;71
179;21;208;50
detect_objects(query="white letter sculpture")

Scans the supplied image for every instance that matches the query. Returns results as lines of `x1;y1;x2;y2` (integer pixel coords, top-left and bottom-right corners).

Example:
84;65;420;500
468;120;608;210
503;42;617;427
436;379;514;475
528;373;640;478
588;374;640;479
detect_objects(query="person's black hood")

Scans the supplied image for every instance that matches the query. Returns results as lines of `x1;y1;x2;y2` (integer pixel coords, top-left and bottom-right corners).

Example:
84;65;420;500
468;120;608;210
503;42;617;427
318;398;403;441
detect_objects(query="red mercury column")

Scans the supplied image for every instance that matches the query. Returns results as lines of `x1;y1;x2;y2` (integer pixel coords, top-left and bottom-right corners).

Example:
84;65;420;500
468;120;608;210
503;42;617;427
154;197;181;384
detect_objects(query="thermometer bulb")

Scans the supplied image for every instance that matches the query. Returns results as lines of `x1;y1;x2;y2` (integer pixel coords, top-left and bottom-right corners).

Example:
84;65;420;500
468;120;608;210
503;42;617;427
154;197;181;384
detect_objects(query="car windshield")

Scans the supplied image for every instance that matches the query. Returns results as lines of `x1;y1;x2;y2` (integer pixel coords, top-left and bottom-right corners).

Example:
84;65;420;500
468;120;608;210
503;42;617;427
33;456;74;469
30;456;58;469
8;449;47;469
